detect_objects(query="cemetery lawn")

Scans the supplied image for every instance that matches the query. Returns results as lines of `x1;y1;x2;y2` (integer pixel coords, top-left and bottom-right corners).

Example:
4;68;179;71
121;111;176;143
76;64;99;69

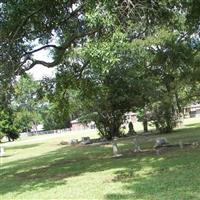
1;118;200;200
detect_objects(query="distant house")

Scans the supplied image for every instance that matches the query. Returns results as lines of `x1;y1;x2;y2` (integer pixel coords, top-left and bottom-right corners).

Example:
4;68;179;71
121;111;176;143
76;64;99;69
184;103;200;118
70;112;137;131
124;112;138;124
31;124;44;133
70;119;96;131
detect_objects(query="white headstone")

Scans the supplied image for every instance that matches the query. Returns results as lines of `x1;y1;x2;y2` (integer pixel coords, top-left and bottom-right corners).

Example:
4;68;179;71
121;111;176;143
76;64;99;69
133;138;142;152
154;137;168;148
179;140;183;149
70;139;79;145
112;141;119;156
112;138;122;157
0;146;5;157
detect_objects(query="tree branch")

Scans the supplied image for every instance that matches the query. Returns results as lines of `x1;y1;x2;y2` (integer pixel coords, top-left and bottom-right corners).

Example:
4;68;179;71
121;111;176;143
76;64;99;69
26;59;60;70
78;60;90;79
23;45;62;56
21;29;99;72
9;6;45;40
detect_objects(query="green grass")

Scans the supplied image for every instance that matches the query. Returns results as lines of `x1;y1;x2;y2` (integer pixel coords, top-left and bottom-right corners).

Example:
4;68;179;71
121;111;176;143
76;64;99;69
1;118;200;200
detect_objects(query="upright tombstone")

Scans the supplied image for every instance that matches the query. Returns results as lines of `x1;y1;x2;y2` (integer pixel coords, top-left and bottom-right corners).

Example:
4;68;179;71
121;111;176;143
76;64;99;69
179;140;183;149
192;141;199;148
69;139;79;145
154;137;168;148
112;137;122;157
133;137;142;152
0;146;5;157
81;137;92;145
154;137;168;156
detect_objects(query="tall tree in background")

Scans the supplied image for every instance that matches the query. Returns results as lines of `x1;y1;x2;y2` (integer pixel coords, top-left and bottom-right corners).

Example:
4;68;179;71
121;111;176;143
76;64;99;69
14;74;42;133
0;0;199;137
0;72;19;141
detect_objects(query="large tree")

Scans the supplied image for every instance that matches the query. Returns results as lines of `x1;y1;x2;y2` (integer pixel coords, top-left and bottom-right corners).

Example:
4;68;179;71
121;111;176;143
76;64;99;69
2;0;197;75
1;0;199;137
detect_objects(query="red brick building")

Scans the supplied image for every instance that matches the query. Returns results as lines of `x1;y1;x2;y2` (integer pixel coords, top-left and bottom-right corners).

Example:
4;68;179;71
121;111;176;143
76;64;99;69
70;120;96;131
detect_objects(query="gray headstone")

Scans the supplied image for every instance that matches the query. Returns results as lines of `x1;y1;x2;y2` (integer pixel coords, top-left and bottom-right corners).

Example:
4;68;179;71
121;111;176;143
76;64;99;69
70;139;79;145
81;138;92;145
192;141;199;148
156;149;160;156
80;137;92;145
0;146;5;157
179;140;183;149
133;138;142;152
154;137;168;148
112;139;122;157
112;142;118;155
100;137;107;142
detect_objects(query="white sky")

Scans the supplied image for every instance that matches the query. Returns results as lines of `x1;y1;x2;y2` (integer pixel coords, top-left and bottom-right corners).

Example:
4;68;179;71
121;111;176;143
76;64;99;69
28;65;55;80
27;47;56;80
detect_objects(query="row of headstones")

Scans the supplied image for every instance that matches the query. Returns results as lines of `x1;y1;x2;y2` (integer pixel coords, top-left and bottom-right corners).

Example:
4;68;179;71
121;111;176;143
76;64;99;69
68;137;109;145
0;137;93;156
68;137;92;145
112;137;200;157
1;137;199;157
112;137;142;157
60;137;93;146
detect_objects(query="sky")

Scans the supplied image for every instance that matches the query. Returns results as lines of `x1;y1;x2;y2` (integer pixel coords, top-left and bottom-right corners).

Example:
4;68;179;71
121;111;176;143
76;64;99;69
27;46;56;80
28;65;55;80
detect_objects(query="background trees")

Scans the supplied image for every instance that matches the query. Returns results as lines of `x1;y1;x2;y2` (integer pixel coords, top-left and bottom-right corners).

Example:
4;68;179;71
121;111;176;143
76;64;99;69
0;0;199;140
13;74;46;134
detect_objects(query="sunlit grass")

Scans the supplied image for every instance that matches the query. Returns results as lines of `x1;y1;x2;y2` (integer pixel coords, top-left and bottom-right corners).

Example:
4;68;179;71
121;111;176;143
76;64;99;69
1;118;200;200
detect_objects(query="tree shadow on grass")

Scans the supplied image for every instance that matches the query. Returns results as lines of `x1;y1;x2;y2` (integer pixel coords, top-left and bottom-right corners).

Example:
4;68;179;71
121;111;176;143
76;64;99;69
105;148;200;200
1;125;200;198
5;143;43;150
163;125;200;144
0;144;151;196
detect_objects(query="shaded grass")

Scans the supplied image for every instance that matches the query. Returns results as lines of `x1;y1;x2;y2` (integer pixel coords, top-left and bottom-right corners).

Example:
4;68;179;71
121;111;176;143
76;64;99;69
0;119;200;199
106;148;200;200
6;143;43;150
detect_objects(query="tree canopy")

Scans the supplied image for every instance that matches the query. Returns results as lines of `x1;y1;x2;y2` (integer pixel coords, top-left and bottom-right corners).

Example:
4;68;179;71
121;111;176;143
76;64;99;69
0;0;200;139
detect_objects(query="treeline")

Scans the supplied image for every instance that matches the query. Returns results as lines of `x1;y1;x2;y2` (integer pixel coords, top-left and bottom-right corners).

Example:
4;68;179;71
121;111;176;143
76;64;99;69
0;0;200;140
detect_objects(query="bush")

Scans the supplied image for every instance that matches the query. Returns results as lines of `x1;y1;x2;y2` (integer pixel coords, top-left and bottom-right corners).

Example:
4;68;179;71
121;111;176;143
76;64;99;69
6;131;19;141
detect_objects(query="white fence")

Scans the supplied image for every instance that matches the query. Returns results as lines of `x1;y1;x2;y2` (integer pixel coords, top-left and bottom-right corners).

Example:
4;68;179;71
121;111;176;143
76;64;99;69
20;128;71;138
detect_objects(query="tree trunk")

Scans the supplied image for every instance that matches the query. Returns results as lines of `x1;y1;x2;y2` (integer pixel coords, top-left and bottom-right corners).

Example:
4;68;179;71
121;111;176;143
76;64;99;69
8;136;11;142
143;120;148;132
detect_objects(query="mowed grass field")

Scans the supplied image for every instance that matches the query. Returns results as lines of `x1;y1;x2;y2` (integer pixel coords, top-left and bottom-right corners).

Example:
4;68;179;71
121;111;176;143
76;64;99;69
1;118;200;200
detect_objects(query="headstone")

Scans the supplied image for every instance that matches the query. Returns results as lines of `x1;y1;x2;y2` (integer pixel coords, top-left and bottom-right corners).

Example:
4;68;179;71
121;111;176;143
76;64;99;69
156;149;160;156
69;139;79;145
0;146;5;157
81;137;92;145
133;137;142;152
112;138;122;157
100;137;107;142
179;140;183;149
192;141;199;148
154;137;168;148
112;142;118;155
